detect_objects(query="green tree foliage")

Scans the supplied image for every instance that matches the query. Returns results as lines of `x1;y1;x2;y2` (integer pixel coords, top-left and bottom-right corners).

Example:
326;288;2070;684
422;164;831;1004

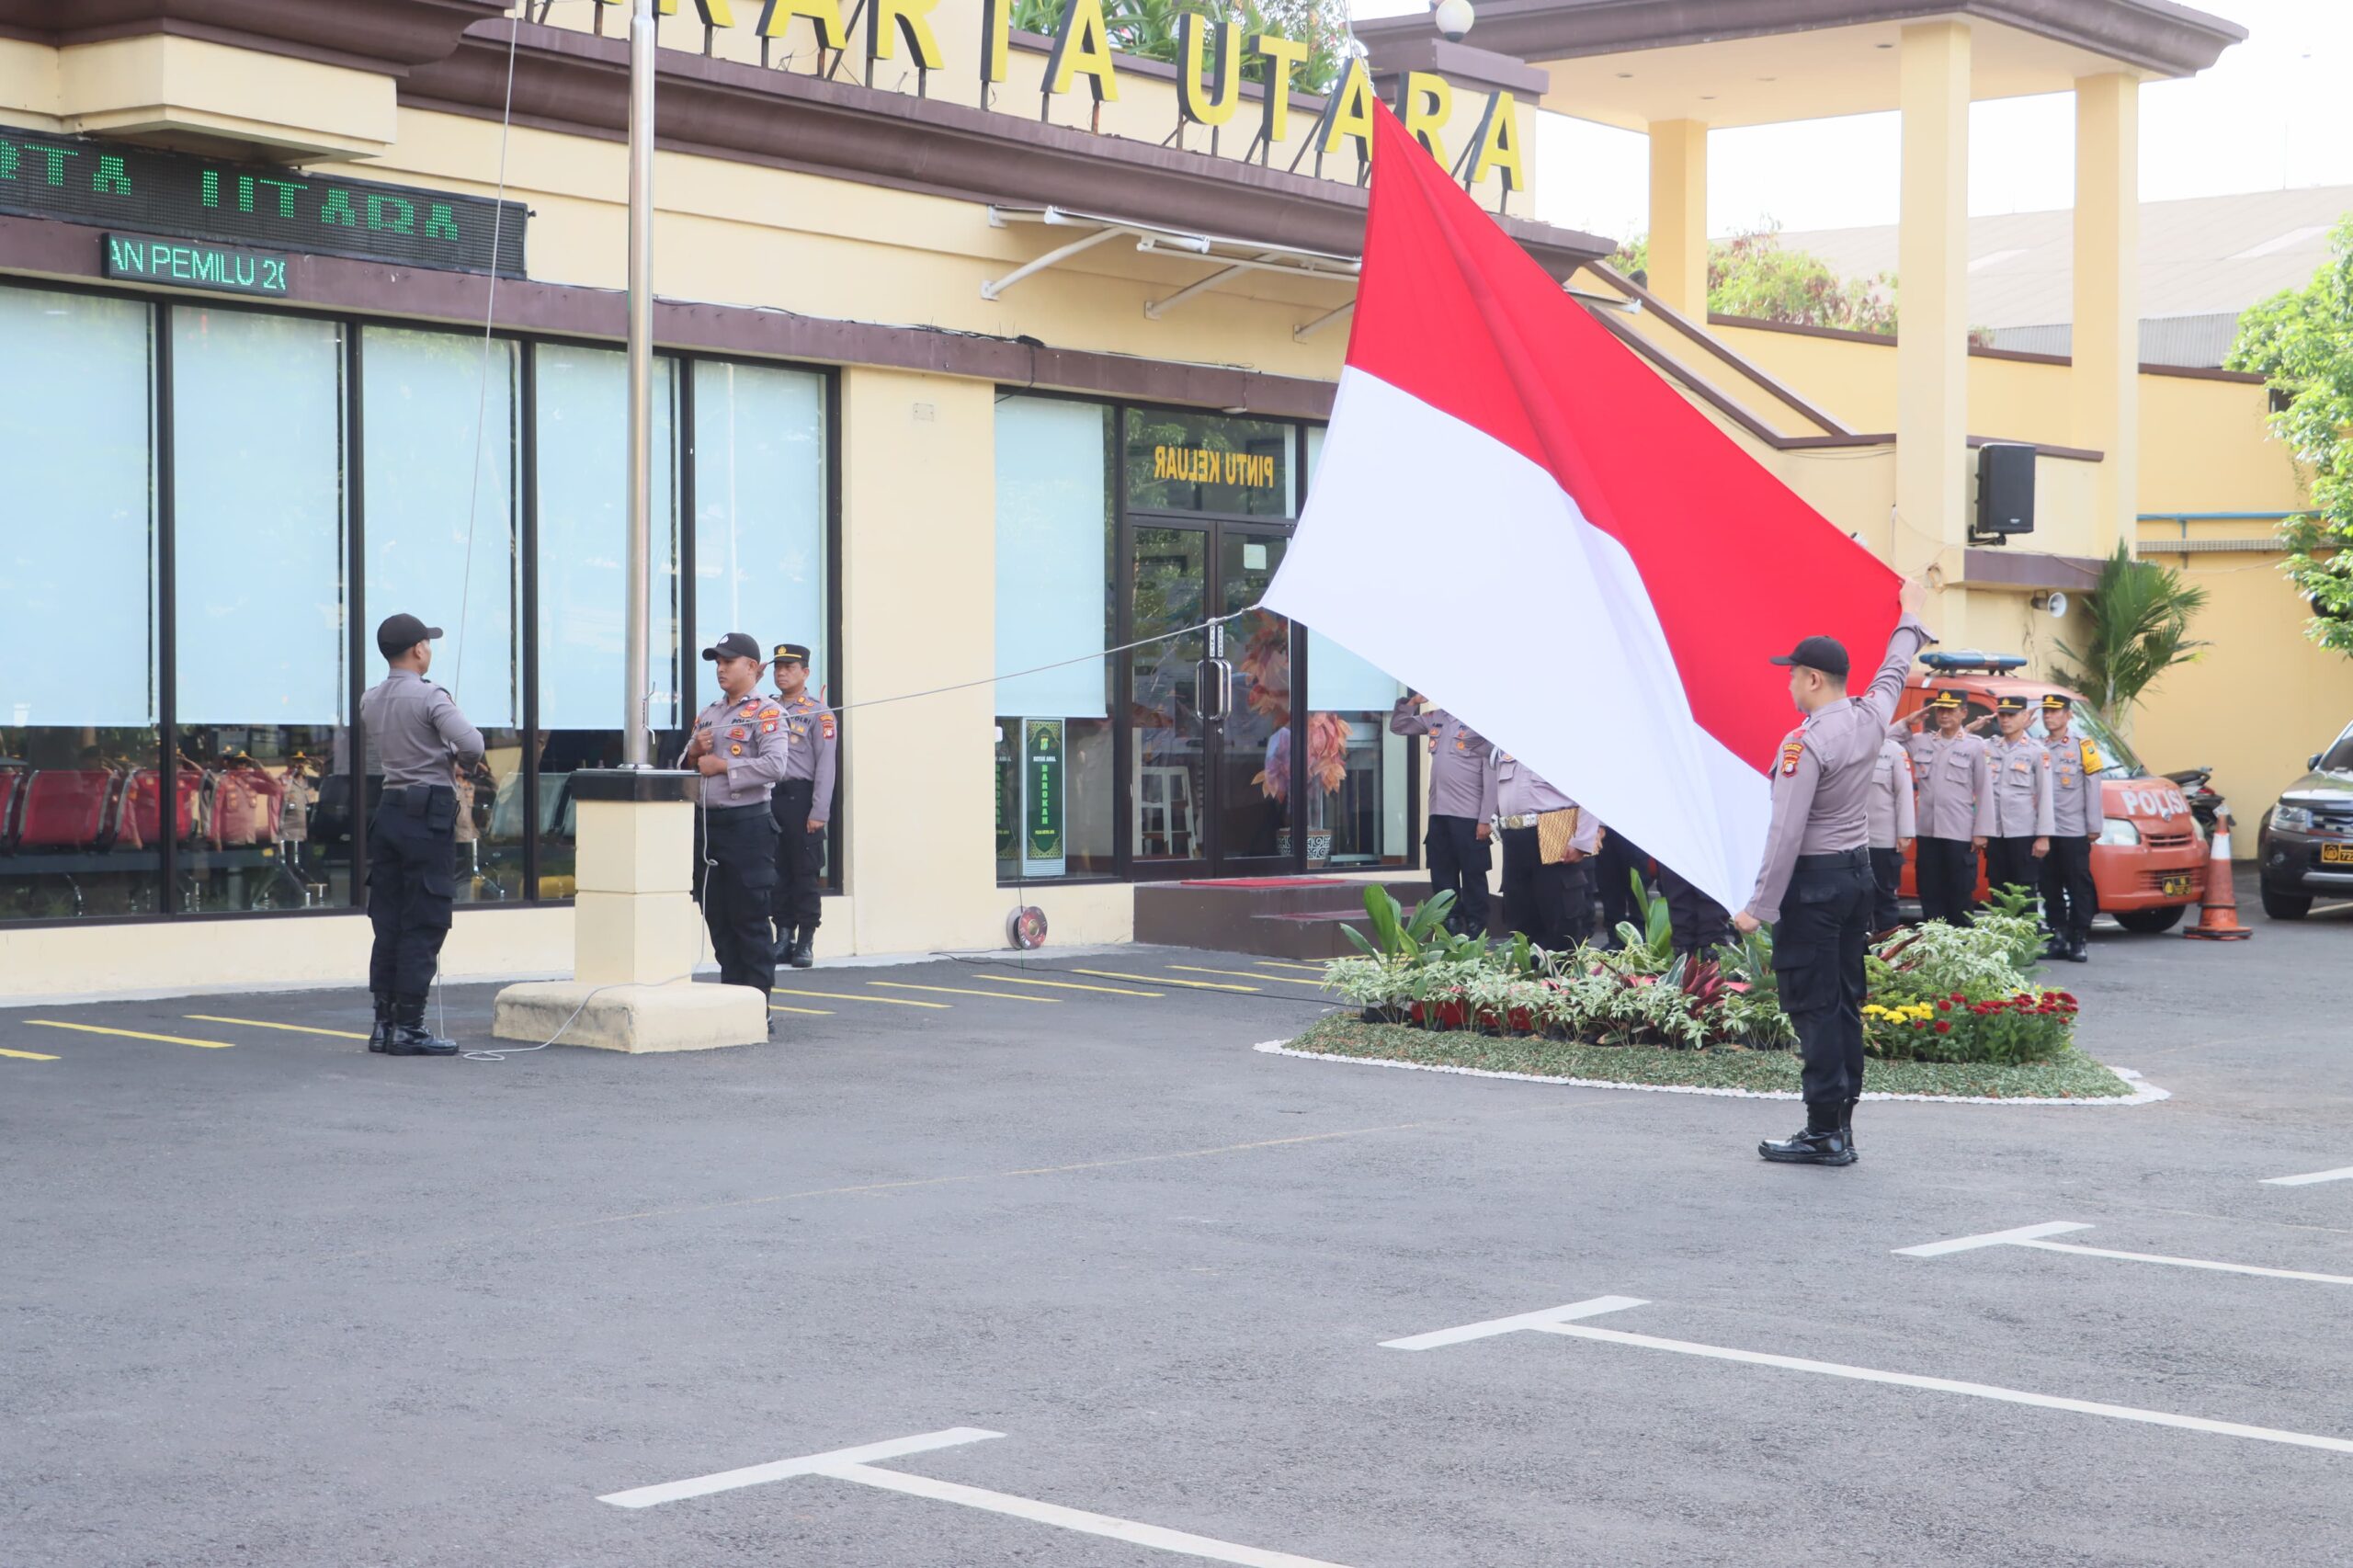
1612;224;1899;335
1010;0;1351;94
2225;214;2353;656
2052;541;2210;735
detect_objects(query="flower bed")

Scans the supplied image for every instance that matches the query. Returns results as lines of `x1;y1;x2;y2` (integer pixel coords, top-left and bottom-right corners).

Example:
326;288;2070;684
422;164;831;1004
1319;882;2082;1068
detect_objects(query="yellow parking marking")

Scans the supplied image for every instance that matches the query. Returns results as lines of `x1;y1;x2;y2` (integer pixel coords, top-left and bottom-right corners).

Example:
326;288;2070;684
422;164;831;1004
1074;968;1258;993
1169;964;1329;987
870;981;1057;1004
773;989;949;1009
1253;960;1332;973
968;973;1165;998
770;1005;836;1017
187;1015;370;1040
26;1020;234;1050
1;1047;61;1061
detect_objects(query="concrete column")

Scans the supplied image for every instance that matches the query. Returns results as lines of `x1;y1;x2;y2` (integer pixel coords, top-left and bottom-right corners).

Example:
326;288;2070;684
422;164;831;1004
1645;119;1709;316
1895;20;1972;584
835;367;1003;957
2074;72;2140;560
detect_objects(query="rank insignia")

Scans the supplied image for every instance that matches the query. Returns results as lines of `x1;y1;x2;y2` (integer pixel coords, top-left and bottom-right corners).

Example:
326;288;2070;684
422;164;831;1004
1779;740;1804;777
761;706;781;721
728;743;743;756
727;726;747;741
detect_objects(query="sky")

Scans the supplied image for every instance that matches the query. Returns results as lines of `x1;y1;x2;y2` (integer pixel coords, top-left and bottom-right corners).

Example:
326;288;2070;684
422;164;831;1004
1348;0;2353;243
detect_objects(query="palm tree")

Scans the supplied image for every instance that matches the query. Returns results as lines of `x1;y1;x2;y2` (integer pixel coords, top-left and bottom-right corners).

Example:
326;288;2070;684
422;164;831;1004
2053;542;2210;738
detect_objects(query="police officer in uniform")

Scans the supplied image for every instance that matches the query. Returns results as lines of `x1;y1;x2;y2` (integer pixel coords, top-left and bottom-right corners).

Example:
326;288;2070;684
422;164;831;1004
2036;694;2100;962
1390;693;1496;936
1594;826;1652;949
682;632;790;1003
1738;590;1938;1166
767;643;837;970
1895;690;1994;925
1983;694;2053;899
1656;861;1732;958
1491;752;1603;951
359;613;484;1057
1866;733;1916;935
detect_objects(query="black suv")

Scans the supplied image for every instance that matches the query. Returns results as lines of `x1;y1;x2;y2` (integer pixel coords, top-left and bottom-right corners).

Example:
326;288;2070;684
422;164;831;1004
2257;722;2353;919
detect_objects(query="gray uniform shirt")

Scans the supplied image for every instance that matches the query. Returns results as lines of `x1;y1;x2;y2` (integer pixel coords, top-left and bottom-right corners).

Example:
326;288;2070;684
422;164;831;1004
1492;754;1603;854
359;667;483;790
1391;698;1495;820
682;689;790;809
774;689;839;823
1746;614;1937;925
2038;722;2099;836
1867;737;1916;850
1896;723;1996;841
1985;732;2055;837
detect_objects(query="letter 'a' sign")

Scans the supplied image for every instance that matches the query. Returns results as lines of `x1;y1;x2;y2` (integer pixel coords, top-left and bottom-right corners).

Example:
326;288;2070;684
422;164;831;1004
0;126;527;278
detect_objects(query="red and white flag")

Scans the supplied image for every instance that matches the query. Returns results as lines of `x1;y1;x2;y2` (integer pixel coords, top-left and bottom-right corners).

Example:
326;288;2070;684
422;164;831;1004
1267;104;1899;914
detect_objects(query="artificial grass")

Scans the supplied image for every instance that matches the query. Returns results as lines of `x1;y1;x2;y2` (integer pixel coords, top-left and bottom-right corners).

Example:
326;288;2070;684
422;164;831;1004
1283;1014;2138;1099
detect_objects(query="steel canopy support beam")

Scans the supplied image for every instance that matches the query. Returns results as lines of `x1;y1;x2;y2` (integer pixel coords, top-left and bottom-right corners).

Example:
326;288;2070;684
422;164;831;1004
980;223;1132;300
1292;301;1355;342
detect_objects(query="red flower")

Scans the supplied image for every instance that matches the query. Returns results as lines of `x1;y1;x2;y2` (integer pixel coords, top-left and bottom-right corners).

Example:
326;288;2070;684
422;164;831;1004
1939;1000;1952;1012
1935;1021;1952;1034
1949;993;1965;1004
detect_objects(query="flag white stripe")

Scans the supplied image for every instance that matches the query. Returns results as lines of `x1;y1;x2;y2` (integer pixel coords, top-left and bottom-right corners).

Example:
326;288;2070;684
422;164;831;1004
1270;367;1768;911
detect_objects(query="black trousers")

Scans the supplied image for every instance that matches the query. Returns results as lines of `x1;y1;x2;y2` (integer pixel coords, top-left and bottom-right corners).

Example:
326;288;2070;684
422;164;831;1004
1869;846;1904;933
696;803;779;994
1984;835;2042;903
2040;835;2097;938
768;778;824;932
1500;826;1593;951
1597;829;1649;938
1915;836;1978;926
1656;860;1730;956
367;786;457;998
1426;813;1492;934
1773;852;1877;1112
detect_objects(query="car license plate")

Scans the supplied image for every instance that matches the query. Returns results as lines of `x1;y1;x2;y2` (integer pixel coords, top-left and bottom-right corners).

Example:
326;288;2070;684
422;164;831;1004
2323;844;2353;866
2161;875;2192;897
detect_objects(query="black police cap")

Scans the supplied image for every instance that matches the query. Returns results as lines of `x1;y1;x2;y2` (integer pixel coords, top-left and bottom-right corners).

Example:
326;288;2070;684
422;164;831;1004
2040;693;2072;710
1769;635;1849;680
772;642;813;666
701;631;763;663
377;612;443;658
1995;694;2030;714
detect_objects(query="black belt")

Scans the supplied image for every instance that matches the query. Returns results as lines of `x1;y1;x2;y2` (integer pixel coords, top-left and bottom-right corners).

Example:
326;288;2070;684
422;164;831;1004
1795;848;1870;871
778;777;815;793
381;784;453;802
705;802;769;822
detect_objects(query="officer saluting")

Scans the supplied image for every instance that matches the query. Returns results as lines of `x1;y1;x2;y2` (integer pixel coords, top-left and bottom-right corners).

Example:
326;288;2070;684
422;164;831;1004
1390;694;1496;937
683;633;790;1006
1896;691;1994;925
1736;583;1938;1166
359;613;484;1057
1865;733;1916;935
2036;694;2100;962
1982;694;2053;899
767;642;837;971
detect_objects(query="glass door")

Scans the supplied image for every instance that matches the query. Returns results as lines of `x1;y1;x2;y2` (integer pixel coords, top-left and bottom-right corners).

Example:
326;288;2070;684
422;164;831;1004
1125;519;1300;879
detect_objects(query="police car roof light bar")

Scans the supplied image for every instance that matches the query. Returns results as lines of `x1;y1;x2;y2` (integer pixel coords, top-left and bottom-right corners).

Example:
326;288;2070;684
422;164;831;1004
1918;651;2029;674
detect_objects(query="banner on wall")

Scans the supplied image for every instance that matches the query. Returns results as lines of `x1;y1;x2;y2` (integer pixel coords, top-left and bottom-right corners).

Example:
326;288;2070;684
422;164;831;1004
1020;718;1066;880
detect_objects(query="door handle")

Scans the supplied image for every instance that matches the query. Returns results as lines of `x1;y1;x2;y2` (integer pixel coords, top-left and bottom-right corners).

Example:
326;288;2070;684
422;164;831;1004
1198;657;1230;723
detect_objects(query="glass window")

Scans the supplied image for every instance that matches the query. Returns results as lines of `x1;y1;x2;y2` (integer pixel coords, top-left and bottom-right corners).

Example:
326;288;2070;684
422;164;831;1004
995;396;1116;880
1301;427;1409;869
362;326;526;903
532;344;681;898
0;286;163;921
171;305;350;915
1124;407;1292;517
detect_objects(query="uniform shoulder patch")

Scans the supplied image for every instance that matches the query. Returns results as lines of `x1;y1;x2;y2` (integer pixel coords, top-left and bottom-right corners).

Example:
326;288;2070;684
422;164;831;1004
820;714;836;740
1779;739;1805;777
762;719;779;734
760;705;781;721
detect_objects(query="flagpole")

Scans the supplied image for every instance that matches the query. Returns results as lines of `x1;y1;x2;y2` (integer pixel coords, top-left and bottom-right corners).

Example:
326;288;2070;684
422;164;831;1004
622;0;656;767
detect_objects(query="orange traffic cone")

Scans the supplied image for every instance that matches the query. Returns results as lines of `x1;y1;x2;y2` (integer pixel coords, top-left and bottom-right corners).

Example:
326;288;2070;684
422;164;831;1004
2184;811;2253;941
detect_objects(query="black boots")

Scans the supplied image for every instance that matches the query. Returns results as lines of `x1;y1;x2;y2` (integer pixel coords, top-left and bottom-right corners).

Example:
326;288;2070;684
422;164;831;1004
368;994;392;1053
1759;1104;1857;1166
789;926;815;969
2066;933;2089;963
383;994;458;1056
1844;1098;1859;1160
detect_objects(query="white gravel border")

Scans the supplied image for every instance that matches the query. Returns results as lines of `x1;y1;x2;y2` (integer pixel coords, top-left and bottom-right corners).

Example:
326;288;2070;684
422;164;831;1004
1251;1040;2170;1107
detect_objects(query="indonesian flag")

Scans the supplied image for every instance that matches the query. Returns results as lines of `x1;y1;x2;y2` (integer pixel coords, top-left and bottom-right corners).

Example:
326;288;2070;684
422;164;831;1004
1267;105;1899;914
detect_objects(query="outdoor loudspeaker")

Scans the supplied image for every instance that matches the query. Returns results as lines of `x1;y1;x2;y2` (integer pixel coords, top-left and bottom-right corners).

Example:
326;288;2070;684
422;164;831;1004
1975;443;2036;539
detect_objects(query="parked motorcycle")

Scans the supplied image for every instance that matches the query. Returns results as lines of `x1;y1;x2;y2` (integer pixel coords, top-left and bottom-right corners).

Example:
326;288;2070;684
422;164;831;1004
2162;766;2224;837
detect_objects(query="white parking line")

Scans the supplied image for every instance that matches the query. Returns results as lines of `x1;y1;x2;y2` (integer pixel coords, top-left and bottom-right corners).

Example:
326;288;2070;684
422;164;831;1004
1898;1221;2353;1286
599;1427;1357;1566
2264;1166;2353;1187
1385;1298;2353;1457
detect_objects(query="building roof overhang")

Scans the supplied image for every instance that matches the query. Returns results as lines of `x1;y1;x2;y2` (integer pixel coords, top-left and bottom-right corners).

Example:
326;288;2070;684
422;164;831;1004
1359;0;2245;129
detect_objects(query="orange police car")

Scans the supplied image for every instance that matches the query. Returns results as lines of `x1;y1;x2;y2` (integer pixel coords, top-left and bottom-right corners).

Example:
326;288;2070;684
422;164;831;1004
1891;652;2208;932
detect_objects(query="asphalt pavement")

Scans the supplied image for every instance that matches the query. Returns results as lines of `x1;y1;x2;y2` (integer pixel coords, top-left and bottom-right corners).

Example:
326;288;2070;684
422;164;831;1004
4;879;2349;1566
